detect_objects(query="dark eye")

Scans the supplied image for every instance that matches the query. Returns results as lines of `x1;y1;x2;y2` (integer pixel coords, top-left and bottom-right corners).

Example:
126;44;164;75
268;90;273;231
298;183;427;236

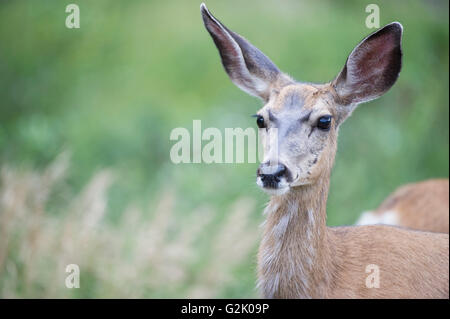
317;115;332;131
256;115;266;128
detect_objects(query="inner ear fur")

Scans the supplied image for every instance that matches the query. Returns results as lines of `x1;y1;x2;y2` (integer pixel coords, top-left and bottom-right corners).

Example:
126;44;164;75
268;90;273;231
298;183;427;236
333;22;403;106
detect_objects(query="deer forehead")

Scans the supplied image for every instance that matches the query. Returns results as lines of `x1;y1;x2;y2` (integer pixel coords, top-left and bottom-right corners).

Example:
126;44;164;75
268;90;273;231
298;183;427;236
261;83;336;118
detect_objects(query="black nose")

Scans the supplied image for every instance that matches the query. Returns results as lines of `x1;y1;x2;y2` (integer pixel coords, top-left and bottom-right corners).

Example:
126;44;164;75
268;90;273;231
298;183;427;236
272;164;286;178
257;163;287;188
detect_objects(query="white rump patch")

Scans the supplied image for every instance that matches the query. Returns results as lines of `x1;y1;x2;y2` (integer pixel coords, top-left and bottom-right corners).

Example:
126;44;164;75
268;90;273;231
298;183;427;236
355;210;399;226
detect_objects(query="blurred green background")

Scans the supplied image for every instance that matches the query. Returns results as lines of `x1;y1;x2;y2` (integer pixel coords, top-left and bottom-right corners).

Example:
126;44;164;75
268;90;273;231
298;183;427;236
0;0;448;298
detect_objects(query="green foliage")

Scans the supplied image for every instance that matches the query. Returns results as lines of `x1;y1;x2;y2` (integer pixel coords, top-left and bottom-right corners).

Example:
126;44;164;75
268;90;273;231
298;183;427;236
0;0;448;297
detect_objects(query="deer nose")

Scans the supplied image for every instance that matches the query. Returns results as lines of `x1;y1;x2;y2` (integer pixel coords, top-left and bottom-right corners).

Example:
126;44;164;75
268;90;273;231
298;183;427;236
257;163;287;184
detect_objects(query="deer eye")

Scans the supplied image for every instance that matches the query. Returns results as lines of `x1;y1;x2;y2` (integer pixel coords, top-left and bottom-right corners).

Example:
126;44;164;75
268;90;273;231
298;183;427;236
256;115;266;128
317;115;332;131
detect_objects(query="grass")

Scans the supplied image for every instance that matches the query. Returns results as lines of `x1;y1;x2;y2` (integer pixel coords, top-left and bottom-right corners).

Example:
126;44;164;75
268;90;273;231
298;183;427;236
0;153;260;298
0;0;448;297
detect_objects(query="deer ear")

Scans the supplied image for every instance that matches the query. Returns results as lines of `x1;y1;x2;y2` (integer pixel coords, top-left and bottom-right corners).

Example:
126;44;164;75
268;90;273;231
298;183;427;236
201;3;281;101
333;22;403;106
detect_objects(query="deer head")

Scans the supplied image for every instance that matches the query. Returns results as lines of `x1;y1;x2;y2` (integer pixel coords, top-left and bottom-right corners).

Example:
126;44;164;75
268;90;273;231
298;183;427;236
201;3;402;196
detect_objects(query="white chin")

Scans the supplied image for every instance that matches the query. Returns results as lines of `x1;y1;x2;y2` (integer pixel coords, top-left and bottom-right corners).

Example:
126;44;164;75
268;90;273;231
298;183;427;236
261;186;290;196
256;178;290;196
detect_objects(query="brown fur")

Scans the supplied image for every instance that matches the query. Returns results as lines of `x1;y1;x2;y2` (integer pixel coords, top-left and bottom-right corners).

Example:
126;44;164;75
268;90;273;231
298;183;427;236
256;106;449;298
256;84;449;298
371;179;449;233
201;4;449;299
258;172;449;298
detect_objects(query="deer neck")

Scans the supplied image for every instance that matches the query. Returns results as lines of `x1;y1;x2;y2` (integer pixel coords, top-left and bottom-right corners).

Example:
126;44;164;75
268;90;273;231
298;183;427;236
257;173;336;298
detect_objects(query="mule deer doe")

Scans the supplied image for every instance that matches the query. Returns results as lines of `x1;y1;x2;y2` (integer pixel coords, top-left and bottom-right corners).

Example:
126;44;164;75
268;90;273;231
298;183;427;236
201;4;449;298
356;179;449;234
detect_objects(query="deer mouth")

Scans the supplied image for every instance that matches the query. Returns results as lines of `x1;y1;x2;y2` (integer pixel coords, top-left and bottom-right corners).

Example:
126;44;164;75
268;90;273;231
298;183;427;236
256;175;290;195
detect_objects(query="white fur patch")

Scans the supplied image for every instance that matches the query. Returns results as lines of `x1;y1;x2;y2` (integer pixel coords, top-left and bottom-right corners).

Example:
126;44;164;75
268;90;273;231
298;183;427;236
259;203;314;299
355;210;399;226
273;213;291;239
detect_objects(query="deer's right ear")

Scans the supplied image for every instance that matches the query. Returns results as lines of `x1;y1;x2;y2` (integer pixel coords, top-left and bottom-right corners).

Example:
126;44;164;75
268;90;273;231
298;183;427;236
200;3;281;101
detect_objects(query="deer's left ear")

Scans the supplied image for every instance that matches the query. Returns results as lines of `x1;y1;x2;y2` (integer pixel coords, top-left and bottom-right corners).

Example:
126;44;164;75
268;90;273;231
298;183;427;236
201;3;281;101
332;22;403;109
